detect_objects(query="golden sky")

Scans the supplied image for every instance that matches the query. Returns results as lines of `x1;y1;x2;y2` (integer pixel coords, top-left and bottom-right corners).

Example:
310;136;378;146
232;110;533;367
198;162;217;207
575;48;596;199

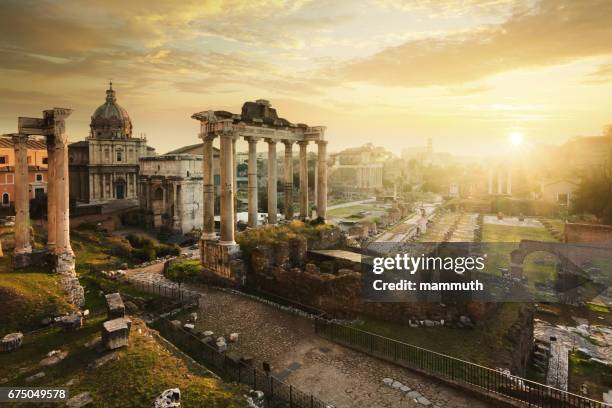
1;0;612;156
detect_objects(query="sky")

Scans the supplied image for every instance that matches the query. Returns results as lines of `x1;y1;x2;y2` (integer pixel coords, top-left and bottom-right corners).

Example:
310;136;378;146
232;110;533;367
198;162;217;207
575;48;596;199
1;0;612;156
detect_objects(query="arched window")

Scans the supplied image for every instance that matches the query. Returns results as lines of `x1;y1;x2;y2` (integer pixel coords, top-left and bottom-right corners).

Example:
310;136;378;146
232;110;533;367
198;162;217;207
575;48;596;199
2;193;9;206
154;187;164;201
116;149;123;162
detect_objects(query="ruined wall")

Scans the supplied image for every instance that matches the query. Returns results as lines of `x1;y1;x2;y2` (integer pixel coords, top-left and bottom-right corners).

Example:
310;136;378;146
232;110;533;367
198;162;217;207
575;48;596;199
564;222;612;243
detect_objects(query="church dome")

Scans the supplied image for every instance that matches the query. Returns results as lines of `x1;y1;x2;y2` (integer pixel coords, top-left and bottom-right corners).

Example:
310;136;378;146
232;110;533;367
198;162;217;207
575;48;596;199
90;82;132;139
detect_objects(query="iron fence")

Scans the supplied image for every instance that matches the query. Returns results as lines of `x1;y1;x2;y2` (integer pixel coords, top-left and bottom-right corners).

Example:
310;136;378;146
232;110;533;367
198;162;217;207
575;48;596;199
315;318;608;408
124;276;199;303
153;317;331;408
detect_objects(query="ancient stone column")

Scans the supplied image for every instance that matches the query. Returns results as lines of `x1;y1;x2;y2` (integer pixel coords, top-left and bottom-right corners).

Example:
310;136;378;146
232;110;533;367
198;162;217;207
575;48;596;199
232;137;237;226
219;134;235;245
298;141;309;219
316;140;328;220
53;125;72;256
12;134;32;258
488;168;493;194
246;137;259;227
507;170;512;195
283;140;294;220
266;139;277;225
497;169;503;195
201;135;216;240
46;136;56;252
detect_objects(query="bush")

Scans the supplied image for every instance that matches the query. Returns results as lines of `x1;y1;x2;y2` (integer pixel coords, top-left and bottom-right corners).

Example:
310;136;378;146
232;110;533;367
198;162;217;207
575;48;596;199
126;233;155;249
156;243;180;257
132;247;157;263
107;236;133;259
164;260;201;283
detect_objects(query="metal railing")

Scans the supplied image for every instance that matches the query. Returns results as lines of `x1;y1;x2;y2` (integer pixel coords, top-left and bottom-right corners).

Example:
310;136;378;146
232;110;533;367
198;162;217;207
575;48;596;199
124;276;199;302
315;318;608;408
153;317;331;408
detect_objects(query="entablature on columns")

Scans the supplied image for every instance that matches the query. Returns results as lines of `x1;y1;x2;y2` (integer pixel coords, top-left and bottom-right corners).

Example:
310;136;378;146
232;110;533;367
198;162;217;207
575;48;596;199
191;104;326;144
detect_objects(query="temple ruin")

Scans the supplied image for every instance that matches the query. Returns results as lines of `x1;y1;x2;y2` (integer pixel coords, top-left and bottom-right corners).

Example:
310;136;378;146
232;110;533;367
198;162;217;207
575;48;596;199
2;108;84;305
192;100;327;281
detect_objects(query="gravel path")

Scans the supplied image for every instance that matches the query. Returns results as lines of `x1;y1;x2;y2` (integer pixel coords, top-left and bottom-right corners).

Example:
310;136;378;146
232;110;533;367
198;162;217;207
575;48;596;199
125;268;493;408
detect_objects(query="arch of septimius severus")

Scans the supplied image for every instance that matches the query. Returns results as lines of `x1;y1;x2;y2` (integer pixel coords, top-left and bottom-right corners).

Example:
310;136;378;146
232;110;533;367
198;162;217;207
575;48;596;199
2;108;84;305
192;100;327;281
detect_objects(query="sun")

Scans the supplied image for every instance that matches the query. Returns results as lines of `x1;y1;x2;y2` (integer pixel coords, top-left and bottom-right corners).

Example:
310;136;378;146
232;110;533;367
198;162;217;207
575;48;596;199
509;132;524;145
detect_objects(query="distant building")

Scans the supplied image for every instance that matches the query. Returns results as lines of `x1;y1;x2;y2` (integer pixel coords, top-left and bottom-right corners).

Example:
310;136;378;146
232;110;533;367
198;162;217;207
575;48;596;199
0;138;48;207
329;143;388;192
540;179;579;207
69;83;155;204
139;154;203;233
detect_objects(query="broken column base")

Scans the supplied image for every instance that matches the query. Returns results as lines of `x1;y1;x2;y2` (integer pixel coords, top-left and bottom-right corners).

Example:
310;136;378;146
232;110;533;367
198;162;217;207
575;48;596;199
102;317;132;350
200;239;244;286
52;251;85;307
12;248;34;269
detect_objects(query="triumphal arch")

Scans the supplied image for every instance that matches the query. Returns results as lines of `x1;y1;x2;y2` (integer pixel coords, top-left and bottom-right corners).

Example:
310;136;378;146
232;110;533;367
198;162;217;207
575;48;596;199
192;100;327;282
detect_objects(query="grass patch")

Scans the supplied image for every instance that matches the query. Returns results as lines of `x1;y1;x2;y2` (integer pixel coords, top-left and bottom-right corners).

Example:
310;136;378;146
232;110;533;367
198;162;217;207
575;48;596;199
356;303;529;369
0;257;74;333
568;350;612;400
1;317;245;407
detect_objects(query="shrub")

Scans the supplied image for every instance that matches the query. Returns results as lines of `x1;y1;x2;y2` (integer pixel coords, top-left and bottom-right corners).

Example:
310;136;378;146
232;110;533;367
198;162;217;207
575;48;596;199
127;233;155;249
132;247;157;262
156;243;181;257
164;260;201;283
107;236;133;259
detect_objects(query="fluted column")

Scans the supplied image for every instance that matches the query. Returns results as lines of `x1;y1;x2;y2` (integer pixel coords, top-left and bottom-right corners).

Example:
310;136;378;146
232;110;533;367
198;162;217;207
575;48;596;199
219;134;235;244
283;140;294;220
46;136;56;252
12;134;32;256
232;137;237;226
298;141;309;219
53;124;72;255
246;137;259;227
316;140;328;220
201;135;216;240
266;139;278;225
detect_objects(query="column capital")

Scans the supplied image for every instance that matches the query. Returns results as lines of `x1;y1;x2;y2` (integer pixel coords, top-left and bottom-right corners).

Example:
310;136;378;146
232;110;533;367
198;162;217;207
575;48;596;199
10;133;29;144
199;133;217;142
282;139;294;147
315;139;328;146
265;138;278;145
297;140;309;147
219;131;238;140
244;136;261;144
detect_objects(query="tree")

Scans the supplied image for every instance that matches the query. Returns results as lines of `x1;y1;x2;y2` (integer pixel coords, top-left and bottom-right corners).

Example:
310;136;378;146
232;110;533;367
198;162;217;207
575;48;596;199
573;171;612;225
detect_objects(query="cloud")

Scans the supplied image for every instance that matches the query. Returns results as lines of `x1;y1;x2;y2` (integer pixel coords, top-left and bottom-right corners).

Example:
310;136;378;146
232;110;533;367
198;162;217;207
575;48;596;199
339;0;612;87
583;63;612;84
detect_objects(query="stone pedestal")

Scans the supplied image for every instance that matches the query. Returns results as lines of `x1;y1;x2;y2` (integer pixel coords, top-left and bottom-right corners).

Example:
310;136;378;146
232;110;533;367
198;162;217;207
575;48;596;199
102;318;131;350
200;239;244;284
1;332;23;352
105;293;125;319
59;313;83;331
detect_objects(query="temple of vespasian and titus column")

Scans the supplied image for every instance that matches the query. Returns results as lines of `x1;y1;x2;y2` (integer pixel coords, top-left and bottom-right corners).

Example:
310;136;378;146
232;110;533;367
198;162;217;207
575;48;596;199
3;108;84;305
191;100;326;282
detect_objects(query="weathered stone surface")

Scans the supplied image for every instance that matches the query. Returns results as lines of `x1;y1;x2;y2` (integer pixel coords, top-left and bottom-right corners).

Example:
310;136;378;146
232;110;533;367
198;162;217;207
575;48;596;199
88;351;120;369
59;313;83;331
101;318;130;350
1;332;23;352
105;293;125;319
229;332;239;342
66;391;93;407
25;371;45;383
40;350;68;366
154;388;180;408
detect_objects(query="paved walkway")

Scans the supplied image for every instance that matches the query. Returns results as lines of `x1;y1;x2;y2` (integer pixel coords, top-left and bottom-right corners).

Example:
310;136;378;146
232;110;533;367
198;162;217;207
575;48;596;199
125;267;493;408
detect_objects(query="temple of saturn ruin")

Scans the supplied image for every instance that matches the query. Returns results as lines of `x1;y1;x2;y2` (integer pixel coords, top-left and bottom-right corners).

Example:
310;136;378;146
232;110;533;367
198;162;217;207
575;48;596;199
2;108;84;304
192;100;327;282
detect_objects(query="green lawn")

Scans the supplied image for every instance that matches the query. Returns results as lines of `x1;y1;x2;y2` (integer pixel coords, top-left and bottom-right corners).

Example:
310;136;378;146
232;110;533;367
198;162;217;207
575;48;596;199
357;303;530;369
327;204;386;219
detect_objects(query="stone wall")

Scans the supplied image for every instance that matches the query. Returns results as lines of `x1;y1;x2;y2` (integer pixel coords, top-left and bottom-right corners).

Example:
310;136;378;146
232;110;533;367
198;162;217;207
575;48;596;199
564;222;612;243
